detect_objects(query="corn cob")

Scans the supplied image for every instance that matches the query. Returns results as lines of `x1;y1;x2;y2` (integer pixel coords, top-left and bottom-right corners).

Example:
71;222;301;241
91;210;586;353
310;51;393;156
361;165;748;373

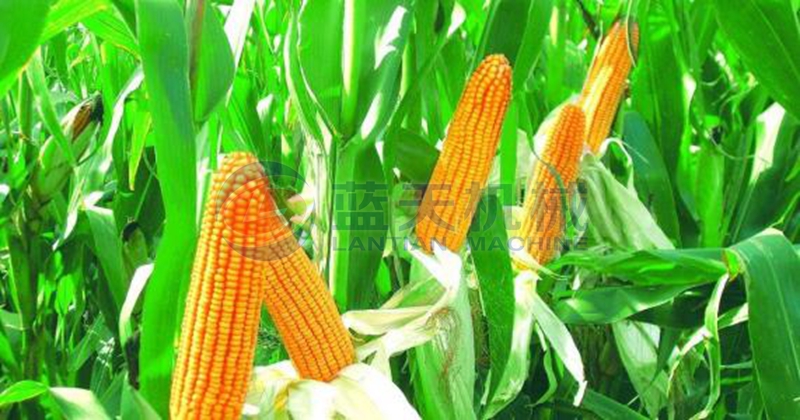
171;153;271;419
261;198;355;382
416;54;512;253
517;104;586;265
31;95;103;203
579;21;639;153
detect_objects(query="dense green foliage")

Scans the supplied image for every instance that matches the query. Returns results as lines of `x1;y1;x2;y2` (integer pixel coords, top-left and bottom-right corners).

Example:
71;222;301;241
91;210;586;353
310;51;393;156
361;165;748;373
0;0;798;418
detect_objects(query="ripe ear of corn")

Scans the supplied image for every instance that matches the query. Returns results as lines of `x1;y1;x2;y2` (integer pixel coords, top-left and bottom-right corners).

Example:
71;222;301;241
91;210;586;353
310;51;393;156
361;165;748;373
171;153;272;419
579;21;639;153
416;54;512;253
260;183;355;382
517;104;586;266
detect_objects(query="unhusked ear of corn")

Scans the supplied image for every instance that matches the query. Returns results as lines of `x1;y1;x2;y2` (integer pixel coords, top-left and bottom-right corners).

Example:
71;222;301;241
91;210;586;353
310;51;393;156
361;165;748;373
517;104;586;266
31;95;103;203
579;21;639;153
416;54;512;253
260;185;355;382
171;153;271;419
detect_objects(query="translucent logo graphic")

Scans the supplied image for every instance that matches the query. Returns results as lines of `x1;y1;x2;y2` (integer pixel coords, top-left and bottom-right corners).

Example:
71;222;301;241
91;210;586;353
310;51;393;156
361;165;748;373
213;160;311;262
213;159;589;259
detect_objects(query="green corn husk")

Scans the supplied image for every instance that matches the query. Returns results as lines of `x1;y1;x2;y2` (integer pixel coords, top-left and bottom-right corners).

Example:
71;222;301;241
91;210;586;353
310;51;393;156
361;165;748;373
31;95;103;203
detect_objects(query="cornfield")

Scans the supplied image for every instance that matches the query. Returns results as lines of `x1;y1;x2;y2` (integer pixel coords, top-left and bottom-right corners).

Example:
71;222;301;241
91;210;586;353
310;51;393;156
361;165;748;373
0;0;799;419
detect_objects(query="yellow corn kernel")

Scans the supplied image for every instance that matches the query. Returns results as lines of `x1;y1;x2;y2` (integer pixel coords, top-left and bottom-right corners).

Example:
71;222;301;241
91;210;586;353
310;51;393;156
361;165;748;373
260;189;355;382
518;105;586;266
416;54;512;253
580;21;639;153
171;153;272;419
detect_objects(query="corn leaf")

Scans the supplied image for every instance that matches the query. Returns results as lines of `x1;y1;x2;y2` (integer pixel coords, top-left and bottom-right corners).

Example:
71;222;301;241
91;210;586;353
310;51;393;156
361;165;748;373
41;0;111;43
554;248;727;286
190;2;235;122
50;387;112;419
469;195;516;416
531;291;587;404
733;105;800;241
581;389;648;420
714;0;800;119
730;229;800;419
556;284;693;325
612;321;669;418
632;0;687;183
86;205;129;314
623;112;681;245
331;140;387;309
83;7;140;56
134;0;197;415
0;381;48;407
0;0;51;98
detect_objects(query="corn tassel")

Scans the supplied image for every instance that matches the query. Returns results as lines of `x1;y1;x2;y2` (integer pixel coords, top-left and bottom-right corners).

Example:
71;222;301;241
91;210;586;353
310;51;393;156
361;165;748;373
579;21;639;153
517;104;586;265
261;188;355;382
171;153;271;419
416;54;512;253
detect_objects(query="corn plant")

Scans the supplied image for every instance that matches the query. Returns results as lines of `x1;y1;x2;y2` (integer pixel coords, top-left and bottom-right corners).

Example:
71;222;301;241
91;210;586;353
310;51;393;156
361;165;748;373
0;0;799;419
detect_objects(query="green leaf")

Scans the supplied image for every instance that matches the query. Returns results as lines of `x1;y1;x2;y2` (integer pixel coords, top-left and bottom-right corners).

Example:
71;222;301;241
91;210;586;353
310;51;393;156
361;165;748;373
119;264;153;348
290;0;344;134
582;389;648;420
389;127;439;184
481;270;544;417
612;321;669;418
0;0;51;98
499;101;518;205
331;141;387;309
0;381;48;407
733;105;800;241
128;95;151;188
715;0;800;118
4;233;36;329
511;0;552;89
475;0;531;65
345;0;412;141
121;383;161;420
632;0;687;179
623;112;681;244
50;387;112;419
556;247;727;289
86;205;129;312
730;229;800;419
224;75;266;159
469;195;516;415
27;51;74;167
531;291;587;403
190;2;234;121
693;274;728;418
289;0;412;139
135;0;198;414
694;139;725;247
0;321;18;376
68;317;112;373
556;284;693;324
543;2;567;106
222;0;255;67
41;0;111;43
83;7;140;56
